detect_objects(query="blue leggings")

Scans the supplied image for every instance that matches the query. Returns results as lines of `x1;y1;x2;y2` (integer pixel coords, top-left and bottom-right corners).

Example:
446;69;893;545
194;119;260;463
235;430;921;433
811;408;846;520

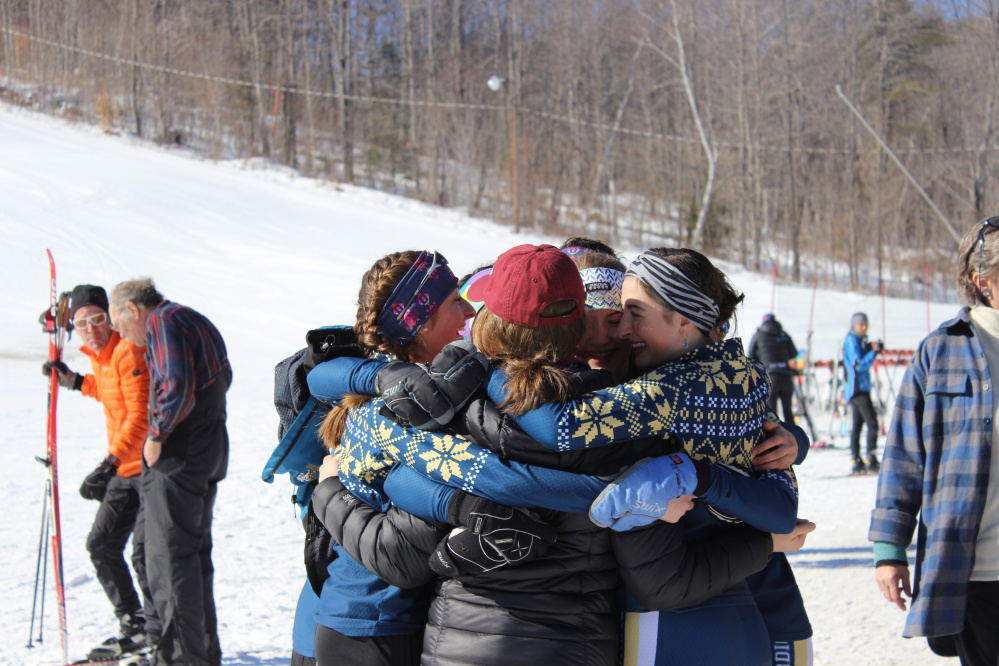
623;604;771;666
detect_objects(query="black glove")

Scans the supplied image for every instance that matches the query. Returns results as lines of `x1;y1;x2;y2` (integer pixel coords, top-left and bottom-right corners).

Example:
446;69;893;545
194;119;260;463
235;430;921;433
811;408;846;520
79;459;117;501
42;360;84;390
428;491;557;577
304;327;363;372
375;341;489;430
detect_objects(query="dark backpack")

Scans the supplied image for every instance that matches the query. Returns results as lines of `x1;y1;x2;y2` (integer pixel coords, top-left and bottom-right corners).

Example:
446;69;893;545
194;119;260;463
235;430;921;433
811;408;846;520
264;326;363;595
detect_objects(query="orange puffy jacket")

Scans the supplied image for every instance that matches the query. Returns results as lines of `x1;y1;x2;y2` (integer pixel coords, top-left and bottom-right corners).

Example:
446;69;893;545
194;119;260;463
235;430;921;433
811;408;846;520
80;331;149;478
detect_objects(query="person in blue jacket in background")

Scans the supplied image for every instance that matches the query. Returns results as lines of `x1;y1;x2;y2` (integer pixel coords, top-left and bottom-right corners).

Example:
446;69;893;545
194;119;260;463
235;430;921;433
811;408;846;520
843;312;883;474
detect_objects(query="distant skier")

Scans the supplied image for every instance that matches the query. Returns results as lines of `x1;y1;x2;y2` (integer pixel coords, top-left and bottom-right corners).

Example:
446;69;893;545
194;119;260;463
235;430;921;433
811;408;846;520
41;285;150;661
748;314;799;422
843;312;883;474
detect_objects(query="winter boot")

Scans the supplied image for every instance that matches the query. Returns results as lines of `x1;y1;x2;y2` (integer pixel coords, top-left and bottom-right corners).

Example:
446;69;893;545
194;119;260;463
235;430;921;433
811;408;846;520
87;613;147;661
852;458;867;475
867;454;880;474
118;645;155;666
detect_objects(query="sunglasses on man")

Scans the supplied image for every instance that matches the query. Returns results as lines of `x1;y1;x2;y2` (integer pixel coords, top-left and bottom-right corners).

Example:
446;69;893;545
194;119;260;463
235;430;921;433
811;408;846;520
73;312;108;329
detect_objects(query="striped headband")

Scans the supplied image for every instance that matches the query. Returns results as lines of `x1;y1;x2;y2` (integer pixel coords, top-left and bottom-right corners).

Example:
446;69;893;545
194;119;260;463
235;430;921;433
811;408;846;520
578;267;624;311
626;252;720;334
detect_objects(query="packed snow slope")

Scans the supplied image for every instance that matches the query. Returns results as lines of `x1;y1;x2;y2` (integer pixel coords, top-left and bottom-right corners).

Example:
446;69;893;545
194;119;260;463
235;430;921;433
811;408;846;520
1;105;957;665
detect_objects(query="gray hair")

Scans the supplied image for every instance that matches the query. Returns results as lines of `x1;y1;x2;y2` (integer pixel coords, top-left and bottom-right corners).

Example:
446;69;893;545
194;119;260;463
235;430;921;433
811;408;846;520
957;218;999;306
110;278;164;312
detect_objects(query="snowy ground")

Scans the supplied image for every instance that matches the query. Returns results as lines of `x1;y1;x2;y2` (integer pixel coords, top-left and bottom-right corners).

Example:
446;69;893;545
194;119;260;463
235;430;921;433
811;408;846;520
0;105;957;665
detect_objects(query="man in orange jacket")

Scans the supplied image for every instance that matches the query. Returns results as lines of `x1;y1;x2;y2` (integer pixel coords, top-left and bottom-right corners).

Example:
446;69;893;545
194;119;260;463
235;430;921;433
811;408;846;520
43;284;151;661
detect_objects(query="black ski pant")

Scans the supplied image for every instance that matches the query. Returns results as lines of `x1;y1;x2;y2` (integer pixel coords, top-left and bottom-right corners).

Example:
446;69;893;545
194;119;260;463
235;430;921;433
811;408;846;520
313;624;421;666
141;378;229;666
767;373;795;423
87;473;145;628
927;582;999;666
849;392;879;461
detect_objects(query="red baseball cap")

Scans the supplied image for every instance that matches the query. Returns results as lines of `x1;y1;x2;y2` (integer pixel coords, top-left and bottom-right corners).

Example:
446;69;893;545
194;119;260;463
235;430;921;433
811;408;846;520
466;244;585;327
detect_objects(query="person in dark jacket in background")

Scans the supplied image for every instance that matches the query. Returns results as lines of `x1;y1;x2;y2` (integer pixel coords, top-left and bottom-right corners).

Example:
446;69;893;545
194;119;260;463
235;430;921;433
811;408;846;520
110;278;230;666
749;314;799;422
843;312;883;475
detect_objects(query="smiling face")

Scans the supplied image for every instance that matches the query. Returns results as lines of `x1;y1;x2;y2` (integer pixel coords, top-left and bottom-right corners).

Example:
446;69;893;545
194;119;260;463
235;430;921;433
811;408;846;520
73;304;113;353
415;288;476;361
577;308;625;364
617;276;694;369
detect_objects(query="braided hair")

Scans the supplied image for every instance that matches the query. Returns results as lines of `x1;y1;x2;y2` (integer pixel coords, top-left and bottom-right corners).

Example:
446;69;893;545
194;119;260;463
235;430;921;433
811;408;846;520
320;251;422;448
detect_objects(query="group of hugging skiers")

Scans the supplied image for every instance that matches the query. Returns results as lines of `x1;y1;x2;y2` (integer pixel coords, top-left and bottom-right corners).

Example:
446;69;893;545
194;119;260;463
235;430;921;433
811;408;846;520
270;238;818;666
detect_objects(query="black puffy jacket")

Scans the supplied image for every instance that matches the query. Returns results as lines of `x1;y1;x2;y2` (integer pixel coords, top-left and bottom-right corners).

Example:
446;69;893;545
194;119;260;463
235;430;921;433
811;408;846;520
312;476;444;589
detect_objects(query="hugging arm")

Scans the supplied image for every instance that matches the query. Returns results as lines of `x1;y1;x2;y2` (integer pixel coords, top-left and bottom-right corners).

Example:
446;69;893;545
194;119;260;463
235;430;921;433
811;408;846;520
311;476;444;588
613;522;774;610
697;465;798;534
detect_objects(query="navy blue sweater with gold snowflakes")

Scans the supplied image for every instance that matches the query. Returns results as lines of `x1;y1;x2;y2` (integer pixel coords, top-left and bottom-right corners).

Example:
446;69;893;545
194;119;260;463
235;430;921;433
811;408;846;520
489;339;794;481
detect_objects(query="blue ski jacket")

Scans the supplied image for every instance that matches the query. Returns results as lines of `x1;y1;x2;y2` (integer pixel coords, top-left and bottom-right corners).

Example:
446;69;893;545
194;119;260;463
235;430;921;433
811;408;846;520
843;330;879;400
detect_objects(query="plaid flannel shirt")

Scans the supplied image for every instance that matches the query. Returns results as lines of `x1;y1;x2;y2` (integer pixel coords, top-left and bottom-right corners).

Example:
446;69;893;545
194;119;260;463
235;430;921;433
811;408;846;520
868;307;995;637
146;301;228;441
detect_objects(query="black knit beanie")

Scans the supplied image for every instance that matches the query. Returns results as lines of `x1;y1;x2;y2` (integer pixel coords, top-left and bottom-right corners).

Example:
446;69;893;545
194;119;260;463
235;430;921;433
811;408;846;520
69;285;109;319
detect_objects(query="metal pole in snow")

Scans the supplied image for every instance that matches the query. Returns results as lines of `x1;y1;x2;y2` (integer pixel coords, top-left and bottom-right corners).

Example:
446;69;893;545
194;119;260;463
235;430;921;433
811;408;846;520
881;280;887;344
807;271;817;339
926;265;931;334
770;259;778;315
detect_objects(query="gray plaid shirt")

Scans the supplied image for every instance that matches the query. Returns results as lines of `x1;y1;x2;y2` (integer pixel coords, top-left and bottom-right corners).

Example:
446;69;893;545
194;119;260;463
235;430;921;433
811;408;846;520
869;307;995;637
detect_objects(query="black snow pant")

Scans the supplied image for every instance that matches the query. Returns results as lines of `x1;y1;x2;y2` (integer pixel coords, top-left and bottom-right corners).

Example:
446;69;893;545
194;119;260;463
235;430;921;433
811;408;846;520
767;373;796;423
849;392;879;461
313;624;421;666
141;376;229;666
927;582;999;666
87;473;145;628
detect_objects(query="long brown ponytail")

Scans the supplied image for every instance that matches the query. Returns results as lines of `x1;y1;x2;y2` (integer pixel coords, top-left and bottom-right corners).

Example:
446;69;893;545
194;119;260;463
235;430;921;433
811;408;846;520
472;300;585;415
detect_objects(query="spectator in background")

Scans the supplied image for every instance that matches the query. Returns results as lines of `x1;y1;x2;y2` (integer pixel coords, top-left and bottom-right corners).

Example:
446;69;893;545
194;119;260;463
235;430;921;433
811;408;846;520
870;218;999;666
42;285;150;662
843;312;883;475
110;278;231;666
748;314;799;423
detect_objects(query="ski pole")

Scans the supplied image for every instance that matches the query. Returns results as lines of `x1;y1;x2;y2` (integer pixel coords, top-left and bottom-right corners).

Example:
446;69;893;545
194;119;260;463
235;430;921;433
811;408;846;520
881;279;887;346
27;482;49;648
40;478;52;646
